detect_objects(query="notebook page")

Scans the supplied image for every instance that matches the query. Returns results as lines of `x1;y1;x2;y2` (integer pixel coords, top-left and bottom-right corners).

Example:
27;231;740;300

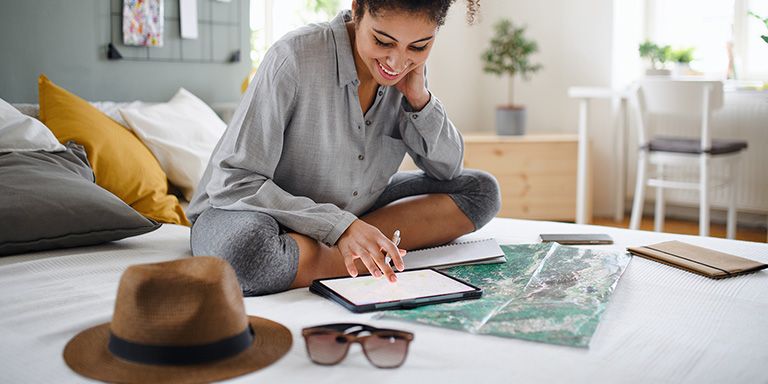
402;238;505;269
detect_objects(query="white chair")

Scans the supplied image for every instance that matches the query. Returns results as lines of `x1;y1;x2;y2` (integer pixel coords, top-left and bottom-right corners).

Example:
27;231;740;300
628;79;747;239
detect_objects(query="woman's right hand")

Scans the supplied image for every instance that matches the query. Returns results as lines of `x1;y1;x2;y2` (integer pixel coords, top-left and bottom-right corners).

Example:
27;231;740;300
336;219;406;282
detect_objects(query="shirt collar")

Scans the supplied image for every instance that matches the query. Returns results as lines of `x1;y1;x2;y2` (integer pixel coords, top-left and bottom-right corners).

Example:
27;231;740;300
330;10;359;87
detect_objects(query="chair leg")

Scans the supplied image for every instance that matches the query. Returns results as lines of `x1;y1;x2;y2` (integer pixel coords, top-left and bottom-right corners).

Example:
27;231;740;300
654;163;665;233
630;151;648;230
726;203;737;240
726;156;740;240
699;154;710;237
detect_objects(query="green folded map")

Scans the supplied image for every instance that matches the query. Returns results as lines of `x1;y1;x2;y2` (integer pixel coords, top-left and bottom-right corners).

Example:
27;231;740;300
378;243;632;348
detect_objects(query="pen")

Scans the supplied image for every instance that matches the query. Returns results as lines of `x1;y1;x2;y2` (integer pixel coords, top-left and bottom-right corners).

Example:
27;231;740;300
391;229;401;247
387;230;401;269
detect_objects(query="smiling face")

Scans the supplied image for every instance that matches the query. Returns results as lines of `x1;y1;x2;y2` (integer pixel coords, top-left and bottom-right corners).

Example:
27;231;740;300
350;3;438;86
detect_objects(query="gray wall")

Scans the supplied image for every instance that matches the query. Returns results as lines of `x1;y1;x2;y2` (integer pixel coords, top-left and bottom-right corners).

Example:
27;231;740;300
0;0;251;104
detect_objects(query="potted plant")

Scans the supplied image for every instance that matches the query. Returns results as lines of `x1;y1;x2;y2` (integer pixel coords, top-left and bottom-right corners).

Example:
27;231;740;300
638;39;671;76
669;47;695;76
749;11;768;45
482;19;542;136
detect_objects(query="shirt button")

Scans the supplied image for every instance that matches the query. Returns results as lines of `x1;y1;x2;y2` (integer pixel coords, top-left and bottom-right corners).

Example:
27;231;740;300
365;120;372;126
358;154;364;160
378;90;384;96
353;191;358;196
324;242;331;247
358;125;361;129
412;114;418;119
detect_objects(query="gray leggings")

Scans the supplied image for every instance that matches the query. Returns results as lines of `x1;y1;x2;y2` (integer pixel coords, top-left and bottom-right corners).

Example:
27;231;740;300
191;169;501;296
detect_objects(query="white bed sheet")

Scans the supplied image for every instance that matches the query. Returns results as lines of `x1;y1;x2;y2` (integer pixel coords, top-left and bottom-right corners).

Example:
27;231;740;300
1;218;766;383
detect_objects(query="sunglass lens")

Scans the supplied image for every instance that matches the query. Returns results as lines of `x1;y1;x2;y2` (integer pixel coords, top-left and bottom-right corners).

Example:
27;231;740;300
362;334;409;368
305;333;349;365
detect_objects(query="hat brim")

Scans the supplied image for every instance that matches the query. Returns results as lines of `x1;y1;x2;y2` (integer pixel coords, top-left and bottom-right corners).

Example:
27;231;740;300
63;316;292;384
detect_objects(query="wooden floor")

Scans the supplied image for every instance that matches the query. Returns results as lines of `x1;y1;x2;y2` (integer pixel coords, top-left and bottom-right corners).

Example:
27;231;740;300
592;216;767;243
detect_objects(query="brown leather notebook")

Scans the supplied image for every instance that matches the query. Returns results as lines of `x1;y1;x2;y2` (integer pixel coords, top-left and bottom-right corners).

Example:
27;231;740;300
627;240;768;279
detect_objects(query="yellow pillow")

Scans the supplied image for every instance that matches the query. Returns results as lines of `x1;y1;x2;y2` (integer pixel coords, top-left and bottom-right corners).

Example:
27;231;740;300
38;75;190;226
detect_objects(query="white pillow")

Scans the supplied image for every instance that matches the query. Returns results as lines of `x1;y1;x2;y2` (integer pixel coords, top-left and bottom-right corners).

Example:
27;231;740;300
119;88;226;201
0;98;65;153
91;101;149;128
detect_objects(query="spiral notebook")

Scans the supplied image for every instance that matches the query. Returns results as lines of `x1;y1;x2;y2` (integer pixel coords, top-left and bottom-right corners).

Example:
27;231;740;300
400;238;506;270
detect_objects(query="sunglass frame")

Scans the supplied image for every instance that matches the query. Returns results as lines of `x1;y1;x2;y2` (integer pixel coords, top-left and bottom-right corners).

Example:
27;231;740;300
301;323;414;368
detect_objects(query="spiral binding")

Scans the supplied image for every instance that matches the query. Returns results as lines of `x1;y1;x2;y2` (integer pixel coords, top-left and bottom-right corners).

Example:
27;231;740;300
412;238;493;252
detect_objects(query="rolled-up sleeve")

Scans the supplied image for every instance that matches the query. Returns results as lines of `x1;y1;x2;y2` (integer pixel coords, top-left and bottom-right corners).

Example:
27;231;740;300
204;44;357;245
398;92;464;181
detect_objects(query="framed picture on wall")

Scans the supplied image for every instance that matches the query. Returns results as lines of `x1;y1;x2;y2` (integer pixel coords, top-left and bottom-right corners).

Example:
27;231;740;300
123;0;164;47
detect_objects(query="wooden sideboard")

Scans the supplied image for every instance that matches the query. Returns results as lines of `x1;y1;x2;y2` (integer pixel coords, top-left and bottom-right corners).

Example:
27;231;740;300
400;133;590;222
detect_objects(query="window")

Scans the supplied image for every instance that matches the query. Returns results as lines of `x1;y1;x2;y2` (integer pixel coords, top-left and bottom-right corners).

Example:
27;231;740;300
646;0;767;81
249;0;343;69
738;0;768;80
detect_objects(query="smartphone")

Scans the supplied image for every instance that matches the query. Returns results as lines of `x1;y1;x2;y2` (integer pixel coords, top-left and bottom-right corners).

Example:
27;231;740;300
539;233;614;245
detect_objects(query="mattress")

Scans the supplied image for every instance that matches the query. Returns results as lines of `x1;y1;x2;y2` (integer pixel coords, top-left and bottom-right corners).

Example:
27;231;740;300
1;218;767;383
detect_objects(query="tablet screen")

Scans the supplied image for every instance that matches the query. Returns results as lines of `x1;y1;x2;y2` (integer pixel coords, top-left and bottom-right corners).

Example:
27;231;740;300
318;269;477;306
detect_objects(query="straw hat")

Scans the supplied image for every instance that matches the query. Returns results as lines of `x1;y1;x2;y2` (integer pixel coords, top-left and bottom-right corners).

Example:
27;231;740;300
63;256;292;384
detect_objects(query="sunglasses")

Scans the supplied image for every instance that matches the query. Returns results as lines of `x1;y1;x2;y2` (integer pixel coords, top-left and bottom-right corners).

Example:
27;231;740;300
302;323;414;368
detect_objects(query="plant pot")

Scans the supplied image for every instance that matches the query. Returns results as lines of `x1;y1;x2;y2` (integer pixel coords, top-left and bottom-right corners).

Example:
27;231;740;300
672;63;692;77
645;68;671;76
496;106;526;136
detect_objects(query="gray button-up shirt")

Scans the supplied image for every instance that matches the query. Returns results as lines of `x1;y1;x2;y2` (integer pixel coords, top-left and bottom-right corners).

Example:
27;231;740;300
188;10;464;245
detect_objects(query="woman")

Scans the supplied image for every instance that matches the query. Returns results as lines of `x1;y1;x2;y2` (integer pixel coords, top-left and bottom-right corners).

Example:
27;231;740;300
188;0;500;296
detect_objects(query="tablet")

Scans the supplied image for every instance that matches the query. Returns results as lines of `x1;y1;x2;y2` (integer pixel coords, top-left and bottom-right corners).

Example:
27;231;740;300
539;233;613;245
309;268;482;313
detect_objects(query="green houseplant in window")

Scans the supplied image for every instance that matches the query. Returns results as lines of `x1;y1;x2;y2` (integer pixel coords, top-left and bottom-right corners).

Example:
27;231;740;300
749;11;768;45
638;39;672;76
670;47;695;76
482;19;542;136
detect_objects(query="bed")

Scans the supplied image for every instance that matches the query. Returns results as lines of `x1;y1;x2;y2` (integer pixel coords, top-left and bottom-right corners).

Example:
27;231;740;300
1;217;766;383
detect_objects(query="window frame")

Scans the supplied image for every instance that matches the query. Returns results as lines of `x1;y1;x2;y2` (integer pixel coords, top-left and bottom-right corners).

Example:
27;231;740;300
645;0;766;81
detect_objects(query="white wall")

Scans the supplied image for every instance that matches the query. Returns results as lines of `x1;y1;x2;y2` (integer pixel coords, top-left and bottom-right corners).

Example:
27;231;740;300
426;4;484;132
428;0;622;217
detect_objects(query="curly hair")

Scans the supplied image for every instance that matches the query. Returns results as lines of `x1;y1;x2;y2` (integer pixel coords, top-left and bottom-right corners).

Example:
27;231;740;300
354;0;480;27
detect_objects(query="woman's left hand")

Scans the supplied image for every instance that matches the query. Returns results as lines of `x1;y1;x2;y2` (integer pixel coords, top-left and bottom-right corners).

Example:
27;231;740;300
394;63;430;111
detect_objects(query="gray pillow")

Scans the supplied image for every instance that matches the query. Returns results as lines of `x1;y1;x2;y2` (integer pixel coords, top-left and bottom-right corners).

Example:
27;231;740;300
0;142;160;256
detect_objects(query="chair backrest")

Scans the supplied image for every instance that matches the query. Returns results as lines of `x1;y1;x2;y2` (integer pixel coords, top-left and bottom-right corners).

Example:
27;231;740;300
630;79;724;148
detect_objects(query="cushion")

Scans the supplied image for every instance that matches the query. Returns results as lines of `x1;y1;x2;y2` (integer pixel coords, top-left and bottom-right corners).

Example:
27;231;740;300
648;136;749;155
37;74;190;226
119;88;226;200
91;100;149;128
11;101;149;128
0;97;65;153
9;103;40;119
0;142;161;256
